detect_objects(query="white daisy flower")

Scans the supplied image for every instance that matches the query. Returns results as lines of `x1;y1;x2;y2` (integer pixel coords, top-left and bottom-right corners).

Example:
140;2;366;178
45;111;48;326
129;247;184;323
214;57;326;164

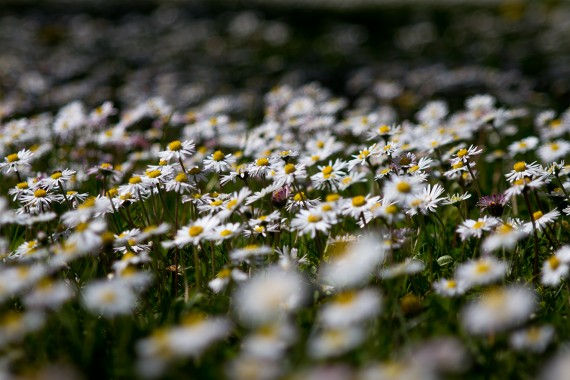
455;256;508;289
461;286;535;335
456;216;500;240
510;325;555;353
157;139;195;162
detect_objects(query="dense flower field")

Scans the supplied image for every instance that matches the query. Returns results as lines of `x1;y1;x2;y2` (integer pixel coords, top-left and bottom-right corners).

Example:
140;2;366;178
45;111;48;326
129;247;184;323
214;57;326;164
2;2;570;379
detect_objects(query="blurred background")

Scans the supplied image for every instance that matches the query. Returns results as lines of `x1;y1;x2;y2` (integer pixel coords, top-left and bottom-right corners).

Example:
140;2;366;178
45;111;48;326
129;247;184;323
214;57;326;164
0;0;568;118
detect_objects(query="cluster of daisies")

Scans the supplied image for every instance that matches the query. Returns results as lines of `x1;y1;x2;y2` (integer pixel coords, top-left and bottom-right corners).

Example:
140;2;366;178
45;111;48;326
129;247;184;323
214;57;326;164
2;82;570;379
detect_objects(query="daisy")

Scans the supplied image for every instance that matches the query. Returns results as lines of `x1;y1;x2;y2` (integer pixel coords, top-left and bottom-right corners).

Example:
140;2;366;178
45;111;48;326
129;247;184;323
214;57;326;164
310;159;347;190
234;267;306;325
20;187;58;212
230;245;273;263
247;156;276;177
164;172;195;194
242;322;297;360
136;315;231;378
510;325;554;353
541;255;569;287
456;216;500;240
461;286;535;335
523;209;560;233
291;209;331;238
348;143;381;170
505;161;543;183
383;175;423;205
537;140;570;163
158;139;195;162
209;223;241;244
337;171;367;191
504;176;547;198
441;192;472;205
450;145;483;165
308;326;364;359
380;258;425;279
23;278;74;310
168;215;220;247
455;256;508;288
482;221;526;252
318;288;382;327
83;278;137;317
40;169;76;191
0;149;34;174
508;136;539;156
341;194;380;220
273;162;307;187
208;268;248;293
203;150;236;173
432;278;467;297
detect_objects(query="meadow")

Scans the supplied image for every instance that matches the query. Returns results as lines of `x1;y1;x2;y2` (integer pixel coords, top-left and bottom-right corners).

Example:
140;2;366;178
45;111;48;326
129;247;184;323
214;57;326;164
1;2;570;379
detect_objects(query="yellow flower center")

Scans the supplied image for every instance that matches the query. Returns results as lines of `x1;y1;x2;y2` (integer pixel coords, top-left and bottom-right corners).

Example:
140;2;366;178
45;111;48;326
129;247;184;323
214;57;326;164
294;192;306;202
16;182;28;190
6;153;19;163
100;163;113;170
457;148;468;158
76;222;89;232
452;161;464;170
188;166;201;175
513;161;527;172
379;125;390;134
168;140;182;151
385;204;398;214
322;204;333;212
446;280;457;289
352;195;366;207
226;199;238;209
129;176;142;184
322;166;334;177
218;268;232;278
220;229;233;237
475;261;491;274
549;256;560;270
50;172;62;180
316;140;325;149
550;142;560;151
175;173;187;182
357;149;370;160
33;189;47;198
210;200;223;207
326;194;340;202
256;158;269;166
335;291;356;304
79;197;96;208
497;224;513;234
284;163;296;174
307;214;322;223
146;170;161;179
472;221;485;229
532;211;543;221
212;150;225;161
189;226;203;237
396;181;412;193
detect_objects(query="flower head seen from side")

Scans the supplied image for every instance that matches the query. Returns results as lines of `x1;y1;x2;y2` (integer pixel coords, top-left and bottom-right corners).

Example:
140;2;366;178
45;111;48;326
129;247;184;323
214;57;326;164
291;209;331;238
455;256;508;289
461;286;535;335
477;193;509;217
168;215;220;248
158;139;195;162
523;209;560;234
0;149;34;174
456;216;500;240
